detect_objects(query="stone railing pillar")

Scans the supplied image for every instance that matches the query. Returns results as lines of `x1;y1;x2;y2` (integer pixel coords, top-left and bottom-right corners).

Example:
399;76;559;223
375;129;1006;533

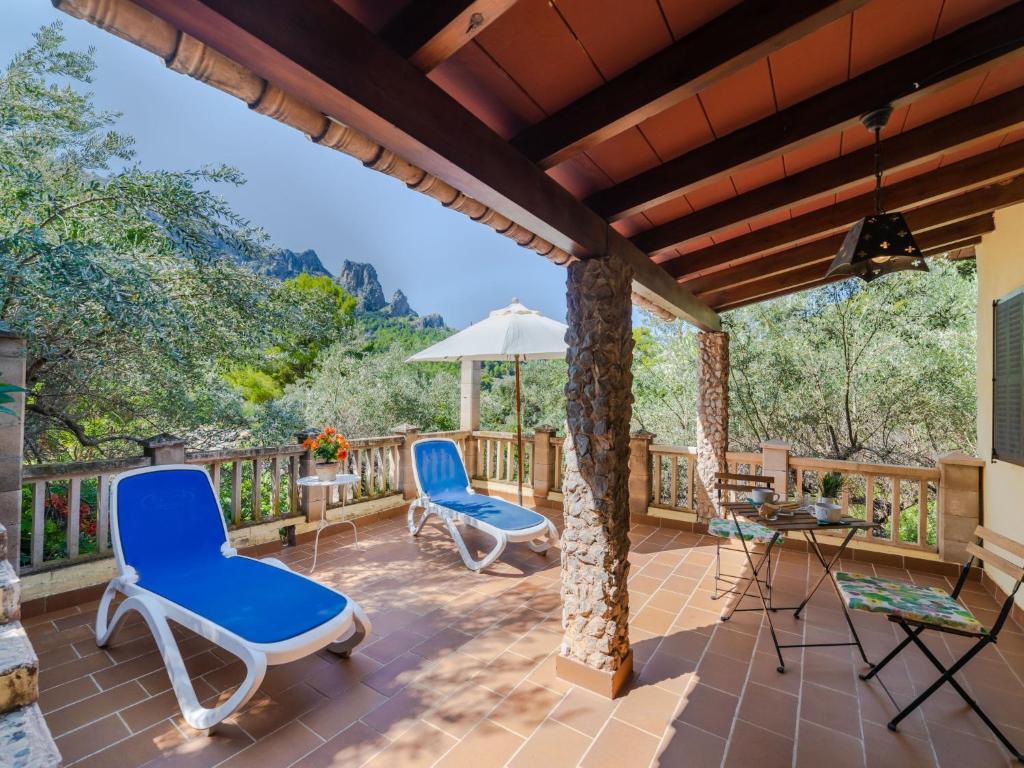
0;332;26;570
531;425;556;499
937;452;984;564
628;430;655;518
141;433;187;465
761;440;791;499
696;330;729;520
460;359;481;431
557;253;634;699
295;428;322;522
393;424;421;500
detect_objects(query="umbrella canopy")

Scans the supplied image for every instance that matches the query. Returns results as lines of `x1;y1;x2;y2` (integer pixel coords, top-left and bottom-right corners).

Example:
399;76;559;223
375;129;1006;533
406;299;567;363
407;299;566;506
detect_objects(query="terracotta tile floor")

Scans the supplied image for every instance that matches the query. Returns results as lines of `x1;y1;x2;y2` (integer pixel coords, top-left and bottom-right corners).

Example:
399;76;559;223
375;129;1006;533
27;503;1024;767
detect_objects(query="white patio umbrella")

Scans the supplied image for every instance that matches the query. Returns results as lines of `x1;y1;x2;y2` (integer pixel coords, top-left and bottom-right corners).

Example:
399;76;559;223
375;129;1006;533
407;299;567;504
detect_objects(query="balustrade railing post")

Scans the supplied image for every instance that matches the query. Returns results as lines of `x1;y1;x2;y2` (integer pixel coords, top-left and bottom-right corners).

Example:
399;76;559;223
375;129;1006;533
392;424;420;500
937;452;984;563
142;433;187;465
629;430;655;519
761;440;791;499
0;331;26;570
295;428;321;523
531;425;556;500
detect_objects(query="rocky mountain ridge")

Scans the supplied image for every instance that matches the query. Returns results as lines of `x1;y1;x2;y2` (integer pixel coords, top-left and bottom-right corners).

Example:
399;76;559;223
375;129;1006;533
237;249;444;328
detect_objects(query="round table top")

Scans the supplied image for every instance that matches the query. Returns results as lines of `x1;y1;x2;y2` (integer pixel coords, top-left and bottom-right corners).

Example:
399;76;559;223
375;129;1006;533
296;473;360;488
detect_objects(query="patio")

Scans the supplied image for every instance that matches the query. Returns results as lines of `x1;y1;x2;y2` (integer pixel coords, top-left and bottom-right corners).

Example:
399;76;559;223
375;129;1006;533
31;500;1024;768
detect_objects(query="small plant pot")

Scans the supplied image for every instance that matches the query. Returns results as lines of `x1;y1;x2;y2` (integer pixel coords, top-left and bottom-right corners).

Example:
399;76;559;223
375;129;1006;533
315;462;339;482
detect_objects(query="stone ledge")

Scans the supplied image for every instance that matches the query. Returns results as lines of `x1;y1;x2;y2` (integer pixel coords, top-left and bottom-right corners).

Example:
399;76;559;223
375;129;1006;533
0;704;60;768
0;625;37;715
0;561;19;625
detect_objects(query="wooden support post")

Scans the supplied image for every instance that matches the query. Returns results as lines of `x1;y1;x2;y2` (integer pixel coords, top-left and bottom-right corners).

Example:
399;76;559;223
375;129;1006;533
628;431;655;519
531;426;556;501
0;332;26;570
393;424;421;501
295;428;321;523
141;434;186;465
761;440;791;499
937;452;984;564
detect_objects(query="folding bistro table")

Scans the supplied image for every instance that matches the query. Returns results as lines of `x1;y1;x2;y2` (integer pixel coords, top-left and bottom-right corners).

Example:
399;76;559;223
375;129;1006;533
721;502;874;673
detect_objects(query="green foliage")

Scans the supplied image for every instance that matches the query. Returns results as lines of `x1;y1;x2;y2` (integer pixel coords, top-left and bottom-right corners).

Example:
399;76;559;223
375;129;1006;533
480;359;567;433
1;24;312;460
634;261;977;464
820;472;845;498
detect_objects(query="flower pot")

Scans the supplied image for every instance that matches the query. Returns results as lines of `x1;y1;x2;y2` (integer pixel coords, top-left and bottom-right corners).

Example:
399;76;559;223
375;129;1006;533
315;462;339;482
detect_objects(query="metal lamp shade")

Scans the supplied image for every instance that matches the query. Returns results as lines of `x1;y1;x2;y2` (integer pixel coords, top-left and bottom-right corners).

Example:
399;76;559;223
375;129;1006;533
825;211;928;282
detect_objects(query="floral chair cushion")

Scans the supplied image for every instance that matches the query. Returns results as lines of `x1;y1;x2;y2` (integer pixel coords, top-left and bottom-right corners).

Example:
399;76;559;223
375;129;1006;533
708;516;781;545
835;572;986;635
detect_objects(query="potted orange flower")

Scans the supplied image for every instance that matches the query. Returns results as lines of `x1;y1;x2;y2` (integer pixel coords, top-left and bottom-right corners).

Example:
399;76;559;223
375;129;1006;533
304;427;350;481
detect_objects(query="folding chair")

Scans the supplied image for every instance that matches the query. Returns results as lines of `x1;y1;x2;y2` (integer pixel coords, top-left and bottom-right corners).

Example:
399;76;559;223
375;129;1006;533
838;525;1023;761
709;472;781;604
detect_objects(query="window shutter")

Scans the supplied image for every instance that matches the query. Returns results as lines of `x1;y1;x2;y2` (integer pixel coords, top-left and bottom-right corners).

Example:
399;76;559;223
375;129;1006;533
994;290;1024;465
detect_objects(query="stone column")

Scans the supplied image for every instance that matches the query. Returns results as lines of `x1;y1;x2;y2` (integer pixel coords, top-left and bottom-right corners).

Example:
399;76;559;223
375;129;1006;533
141;433;187;465
0;333;26;570
761;440;791;499
937;452;984;564
531;426;556;500
696;331;729;520
557;253;634;699
393;424;421;501
628;431;655;519
295;429;322;522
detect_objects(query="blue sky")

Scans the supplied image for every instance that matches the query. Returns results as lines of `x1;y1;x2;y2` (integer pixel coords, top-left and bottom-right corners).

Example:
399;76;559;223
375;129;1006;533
2;1;570;329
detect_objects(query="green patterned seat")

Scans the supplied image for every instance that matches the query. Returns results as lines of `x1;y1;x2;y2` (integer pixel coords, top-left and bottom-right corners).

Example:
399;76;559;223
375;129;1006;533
708;516;781;545
835;572;986;634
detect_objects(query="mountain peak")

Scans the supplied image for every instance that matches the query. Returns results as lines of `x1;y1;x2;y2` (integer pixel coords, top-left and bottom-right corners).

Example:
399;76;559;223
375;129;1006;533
336;260;386;312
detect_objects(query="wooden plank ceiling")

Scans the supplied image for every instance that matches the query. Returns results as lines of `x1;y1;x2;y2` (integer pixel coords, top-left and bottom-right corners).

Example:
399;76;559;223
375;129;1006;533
142;0;1024;314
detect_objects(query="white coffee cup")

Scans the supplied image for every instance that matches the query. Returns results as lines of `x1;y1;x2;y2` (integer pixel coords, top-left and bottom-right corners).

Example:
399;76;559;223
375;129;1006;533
751;487;779;504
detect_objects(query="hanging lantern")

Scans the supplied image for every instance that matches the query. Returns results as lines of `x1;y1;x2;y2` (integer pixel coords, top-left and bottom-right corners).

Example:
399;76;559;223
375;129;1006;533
825;106;927;282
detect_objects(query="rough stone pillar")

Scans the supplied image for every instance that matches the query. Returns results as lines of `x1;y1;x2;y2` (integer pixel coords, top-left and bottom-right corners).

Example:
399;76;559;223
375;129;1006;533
531;425;556;500
629;431;655;519
141;433;187;465
556;254;634;699
761;440;791;499
393;424;421;501
937;452;984;564
696;331;729;520
460;359;481;431
0;333;26;570
295;428;322;522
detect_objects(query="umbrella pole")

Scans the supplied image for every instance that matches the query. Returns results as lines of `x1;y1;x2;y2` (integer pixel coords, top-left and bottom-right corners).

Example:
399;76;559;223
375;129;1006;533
515;354;524;506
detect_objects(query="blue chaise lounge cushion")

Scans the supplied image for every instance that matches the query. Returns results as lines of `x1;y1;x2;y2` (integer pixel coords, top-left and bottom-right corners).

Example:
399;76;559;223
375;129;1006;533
116;469;347;644
432;491;546;531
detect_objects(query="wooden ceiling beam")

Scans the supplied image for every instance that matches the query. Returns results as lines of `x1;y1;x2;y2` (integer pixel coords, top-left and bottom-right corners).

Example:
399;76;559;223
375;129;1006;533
586;3;1024;222
641;88;1024;259
698;214;996;309
379;0;519;72
132;0;720;328
922;236;981;256
511;0;866;168
667;139;1024;280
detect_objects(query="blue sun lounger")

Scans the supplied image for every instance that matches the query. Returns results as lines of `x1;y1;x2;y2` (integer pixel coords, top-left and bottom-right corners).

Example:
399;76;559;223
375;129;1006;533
96;465;371;731
408;438;558;571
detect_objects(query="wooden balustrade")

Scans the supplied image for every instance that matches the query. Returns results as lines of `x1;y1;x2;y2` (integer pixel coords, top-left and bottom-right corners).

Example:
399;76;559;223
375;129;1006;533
788;456;939;553
471;430;532;485
327;436;403;509
185;445;306;527
649;446;760;513
552;437;565;493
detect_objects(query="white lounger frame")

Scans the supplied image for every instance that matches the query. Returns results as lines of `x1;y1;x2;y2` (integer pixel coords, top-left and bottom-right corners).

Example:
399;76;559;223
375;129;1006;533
98;464;371;732
407;438;558;572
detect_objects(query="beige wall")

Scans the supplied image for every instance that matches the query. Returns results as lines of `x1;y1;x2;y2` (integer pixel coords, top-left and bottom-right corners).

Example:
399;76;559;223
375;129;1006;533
976;202;1024;607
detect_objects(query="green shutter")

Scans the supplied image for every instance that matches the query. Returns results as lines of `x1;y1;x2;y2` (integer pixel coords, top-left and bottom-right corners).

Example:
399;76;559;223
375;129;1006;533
994;290;1024;465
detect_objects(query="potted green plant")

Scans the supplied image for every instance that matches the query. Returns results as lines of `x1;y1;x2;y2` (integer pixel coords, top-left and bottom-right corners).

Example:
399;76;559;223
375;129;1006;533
815;472;845;523
303;427;350;481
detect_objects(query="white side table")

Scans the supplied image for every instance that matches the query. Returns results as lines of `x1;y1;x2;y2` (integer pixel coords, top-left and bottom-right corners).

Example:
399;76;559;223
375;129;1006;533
296;473;361;572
